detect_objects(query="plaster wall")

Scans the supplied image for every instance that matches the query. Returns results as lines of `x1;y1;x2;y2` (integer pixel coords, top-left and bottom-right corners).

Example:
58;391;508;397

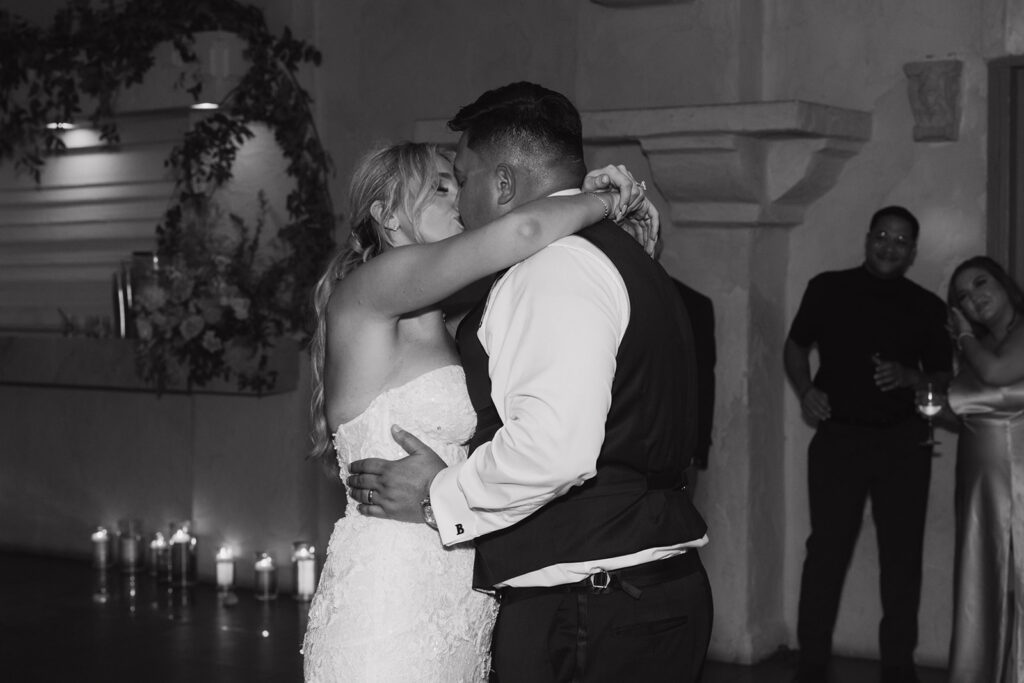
659;224;791;658
314;0;748;220
0;363;326;592
765;0;993;665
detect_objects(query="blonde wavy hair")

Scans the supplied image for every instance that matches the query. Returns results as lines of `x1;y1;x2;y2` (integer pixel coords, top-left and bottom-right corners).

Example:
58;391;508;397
309;142;448;472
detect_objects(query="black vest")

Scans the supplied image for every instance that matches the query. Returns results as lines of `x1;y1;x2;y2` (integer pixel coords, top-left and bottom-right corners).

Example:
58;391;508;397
456;220;708;588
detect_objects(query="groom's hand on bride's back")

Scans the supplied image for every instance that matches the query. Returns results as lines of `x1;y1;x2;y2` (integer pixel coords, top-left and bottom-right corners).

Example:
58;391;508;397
346;425;447;524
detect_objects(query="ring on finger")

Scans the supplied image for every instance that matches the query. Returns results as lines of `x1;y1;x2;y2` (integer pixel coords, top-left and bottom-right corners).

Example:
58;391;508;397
367;489;374;505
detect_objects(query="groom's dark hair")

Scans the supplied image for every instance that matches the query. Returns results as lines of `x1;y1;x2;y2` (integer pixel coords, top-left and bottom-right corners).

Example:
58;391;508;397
447;81;586;182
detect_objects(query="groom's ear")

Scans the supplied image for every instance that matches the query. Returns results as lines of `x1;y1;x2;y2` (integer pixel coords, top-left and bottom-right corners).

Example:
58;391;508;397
495;163;516;207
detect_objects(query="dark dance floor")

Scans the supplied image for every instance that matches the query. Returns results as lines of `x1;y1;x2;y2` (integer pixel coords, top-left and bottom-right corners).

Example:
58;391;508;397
0;551;947;682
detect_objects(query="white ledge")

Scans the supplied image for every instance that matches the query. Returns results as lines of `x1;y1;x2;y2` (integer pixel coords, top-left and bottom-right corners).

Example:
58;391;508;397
415;100;872;227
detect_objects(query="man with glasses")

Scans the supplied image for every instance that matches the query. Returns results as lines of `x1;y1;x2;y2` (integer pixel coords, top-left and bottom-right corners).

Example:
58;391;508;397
784;206;952;683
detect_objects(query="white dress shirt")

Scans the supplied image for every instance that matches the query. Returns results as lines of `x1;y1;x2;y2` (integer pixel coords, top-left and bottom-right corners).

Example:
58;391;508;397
430;191;708;587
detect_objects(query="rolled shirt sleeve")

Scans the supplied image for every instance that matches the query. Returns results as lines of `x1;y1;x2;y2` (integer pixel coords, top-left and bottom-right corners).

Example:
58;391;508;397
429;236;629;546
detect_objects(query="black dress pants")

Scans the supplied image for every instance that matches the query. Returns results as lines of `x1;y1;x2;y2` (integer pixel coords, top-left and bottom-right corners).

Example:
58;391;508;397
796;419;931;680
490;553;713;683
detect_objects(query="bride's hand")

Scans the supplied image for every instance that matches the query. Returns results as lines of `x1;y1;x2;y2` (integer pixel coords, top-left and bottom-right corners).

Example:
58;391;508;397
582;164;646;218
618;198;659;257
582;165;660;256
949;306;972;338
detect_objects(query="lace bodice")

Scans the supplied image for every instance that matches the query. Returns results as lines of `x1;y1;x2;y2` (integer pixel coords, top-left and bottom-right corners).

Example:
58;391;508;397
303;365;495;682
331;364;476;479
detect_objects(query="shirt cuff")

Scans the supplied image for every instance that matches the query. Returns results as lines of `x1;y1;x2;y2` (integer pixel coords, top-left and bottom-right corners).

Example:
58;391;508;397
429;461;477;546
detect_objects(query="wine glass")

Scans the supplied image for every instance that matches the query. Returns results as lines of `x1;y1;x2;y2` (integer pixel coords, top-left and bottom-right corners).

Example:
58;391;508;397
915;382;945;447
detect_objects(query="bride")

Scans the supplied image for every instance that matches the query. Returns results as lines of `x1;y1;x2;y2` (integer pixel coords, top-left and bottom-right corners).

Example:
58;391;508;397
300;141;654;682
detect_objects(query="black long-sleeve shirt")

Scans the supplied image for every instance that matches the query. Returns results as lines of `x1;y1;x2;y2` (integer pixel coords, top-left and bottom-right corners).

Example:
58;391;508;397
789;266;952;426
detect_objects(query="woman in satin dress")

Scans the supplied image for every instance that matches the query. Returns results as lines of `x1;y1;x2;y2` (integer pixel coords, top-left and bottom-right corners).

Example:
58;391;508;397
947;255;1024;683
301;141;654;682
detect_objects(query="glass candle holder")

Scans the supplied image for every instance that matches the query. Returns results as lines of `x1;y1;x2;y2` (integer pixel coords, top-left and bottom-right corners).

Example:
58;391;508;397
128;251;159;338
149;532;168;579
215;546;235;594
169;526;197;587
92;567;110;604
291;542;317;602
91;526;111;569
118;518;142;574
253;552;278;601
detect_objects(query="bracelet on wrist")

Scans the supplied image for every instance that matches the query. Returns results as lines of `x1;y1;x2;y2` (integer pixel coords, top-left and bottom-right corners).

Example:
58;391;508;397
587;192;611;220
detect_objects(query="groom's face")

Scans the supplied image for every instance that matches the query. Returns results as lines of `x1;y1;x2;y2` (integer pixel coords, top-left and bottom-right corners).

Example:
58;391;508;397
453;134;501;232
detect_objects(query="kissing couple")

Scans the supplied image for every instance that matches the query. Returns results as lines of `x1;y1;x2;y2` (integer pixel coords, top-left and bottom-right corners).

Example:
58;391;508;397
302;81;713;683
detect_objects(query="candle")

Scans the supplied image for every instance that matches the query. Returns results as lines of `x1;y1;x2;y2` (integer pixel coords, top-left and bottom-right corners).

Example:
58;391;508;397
113;271;126;338
216;546;235;592
118;518;142;574
91;527;111;569
170;527;196;586
122;260;133;310
292;543;317;602
149;532;168;578
253;552;277;601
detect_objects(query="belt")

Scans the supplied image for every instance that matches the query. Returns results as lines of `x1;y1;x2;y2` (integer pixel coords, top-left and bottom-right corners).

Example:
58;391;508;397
498;550;702;604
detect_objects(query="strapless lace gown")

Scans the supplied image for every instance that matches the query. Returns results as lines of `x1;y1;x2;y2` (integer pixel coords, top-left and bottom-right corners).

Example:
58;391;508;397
948;368;1024;683
302;365;497;682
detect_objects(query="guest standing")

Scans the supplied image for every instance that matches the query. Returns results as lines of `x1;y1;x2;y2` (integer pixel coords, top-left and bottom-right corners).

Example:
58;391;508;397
783;205;953;683
672;277;716;471
946;255;1024;683
670;276;716;498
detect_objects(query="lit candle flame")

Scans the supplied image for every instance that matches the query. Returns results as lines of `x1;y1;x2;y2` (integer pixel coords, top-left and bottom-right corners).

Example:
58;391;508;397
292;544;315;561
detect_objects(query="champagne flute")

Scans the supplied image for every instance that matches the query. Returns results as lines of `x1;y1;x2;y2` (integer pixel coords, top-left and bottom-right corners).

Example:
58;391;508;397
915;382;945;447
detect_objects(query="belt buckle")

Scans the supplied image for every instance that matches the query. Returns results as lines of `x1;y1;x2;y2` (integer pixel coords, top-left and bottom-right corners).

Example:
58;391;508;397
587;570;611;592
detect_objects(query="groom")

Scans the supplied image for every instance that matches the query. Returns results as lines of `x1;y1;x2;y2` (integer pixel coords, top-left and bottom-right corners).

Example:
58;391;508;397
348;82;712;682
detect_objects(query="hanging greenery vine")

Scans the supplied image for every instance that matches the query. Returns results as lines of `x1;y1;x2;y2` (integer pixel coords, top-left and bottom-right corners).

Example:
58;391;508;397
0;0;336;392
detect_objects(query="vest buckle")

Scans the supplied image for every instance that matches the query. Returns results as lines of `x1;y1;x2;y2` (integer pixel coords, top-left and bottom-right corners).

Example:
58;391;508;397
588;570;611;592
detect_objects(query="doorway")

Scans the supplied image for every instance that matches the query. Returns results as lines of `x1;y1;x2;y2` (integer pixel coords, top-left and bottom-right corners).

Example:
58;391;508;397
989;56;1024;278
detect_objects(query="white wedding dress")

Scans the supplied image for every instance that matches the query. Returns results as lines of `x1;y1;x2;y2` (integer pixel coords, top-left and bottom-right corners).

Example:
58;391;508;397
302;365;497;683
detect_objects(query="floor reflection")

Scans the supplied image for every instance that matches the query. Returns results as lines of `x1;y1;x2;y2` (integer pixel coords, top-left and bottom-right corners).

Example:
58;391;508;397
1;551;944;683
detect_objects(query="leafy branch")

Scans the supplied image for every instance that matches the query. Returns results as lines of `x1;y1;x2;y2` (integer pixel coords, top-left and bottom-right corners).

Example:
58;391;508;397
0;0;336;391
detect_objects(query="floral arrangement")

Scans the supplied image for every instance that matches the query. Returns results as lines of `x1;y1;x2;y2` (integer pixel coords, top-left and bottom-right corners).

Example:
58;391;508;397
133;195;296;393
1;0;335;393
